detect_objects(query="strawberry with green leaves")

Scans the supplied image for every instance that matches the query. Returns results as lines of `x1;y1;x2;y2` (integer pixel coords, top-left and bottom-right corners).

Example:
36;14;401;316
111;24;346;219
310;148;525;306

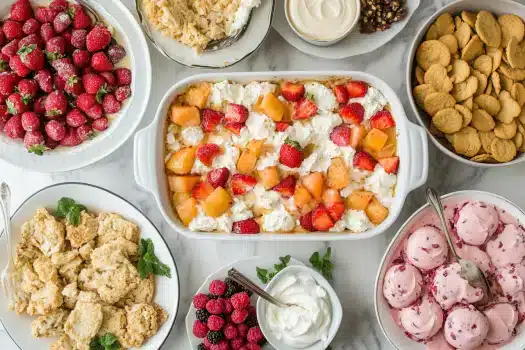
17;44;45;70
279;138;303;168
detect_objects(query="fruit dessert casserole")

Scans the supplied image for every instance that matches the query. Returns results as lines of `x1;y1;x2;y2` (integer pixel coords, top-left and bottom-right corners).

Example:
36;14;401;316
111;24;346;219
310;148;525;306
383;200;525;349
164;78;400;234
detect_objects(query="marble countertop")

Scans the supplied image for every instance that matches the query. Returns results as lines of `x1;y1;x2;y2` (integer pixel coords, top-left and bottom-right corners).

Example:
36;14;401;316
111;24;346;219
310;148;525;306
3;0;525;349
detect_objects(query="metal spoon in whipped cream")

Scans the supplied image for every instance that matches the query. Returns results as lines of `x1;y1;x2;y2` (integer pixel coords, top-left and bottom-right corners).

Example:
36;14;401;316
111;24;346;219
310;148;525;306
425;187;491;306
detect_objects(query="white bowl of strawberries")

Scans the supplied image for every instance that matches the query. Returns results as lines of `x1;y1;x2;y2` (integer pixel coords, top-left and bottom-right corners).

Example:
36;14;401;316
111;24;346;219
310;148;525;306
0;0;151;172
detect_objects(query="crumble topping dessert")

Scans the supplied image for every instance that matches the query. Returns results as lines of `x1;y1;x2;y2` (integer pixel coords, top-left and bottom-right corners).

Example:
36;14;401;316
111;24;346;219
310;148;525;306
164;78;400;234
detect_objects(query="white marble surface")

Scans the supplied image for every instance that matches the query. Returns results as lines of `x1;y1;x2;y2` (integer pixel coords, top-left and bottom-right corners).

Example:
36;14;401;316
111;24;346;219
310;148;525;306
2;0;525;349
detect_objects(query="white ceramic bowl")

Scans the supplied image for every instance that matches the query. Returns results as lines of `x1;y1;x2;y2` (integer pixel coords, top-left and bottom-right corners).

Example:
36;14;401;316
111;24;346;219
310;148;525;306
406;0;525;168
0;0;151;173
374;190;525;350
256;265;342;350
134;71;429;241
283;0;360;46
0;182;179;349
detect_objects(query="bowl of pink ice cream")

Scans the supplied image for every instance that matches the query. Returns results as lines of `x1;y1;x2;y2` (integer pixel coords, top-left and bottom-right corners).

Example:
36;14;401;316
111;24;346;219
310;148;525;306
375;190;525;350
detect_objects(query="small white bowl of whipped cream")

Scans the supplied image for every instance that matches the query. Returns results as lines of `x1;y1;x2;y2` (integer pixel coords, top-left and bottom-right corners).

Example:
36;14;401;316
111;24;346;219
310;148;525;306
284;0;361;46
256;265;342;349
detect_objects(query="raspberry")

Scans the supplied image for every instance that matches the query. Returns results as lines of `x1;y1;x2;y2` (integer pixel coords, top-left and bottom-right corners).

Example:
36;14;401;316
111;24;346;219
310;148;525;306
222;298;234;314
193;293;210;310
247;306;256;316
195;309;210;323
207;330;224;345
223;323;238;340
210;340;229;350
209;280;227;296
207;315;225;331
237;323;248;338
231;308;249;324
244;343;261;350
193;320;208;338
231;292;250;310
206;299;224;315
230;338;245;350
204;337;213;348
246;327;264;344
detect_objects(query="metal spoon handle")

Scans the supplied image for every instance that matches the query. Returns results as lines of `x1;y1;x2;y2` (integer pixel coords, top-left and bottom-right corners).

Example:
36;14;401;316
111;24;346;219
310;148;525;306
1;183;12;299
227;268;289;309
425;188;461;261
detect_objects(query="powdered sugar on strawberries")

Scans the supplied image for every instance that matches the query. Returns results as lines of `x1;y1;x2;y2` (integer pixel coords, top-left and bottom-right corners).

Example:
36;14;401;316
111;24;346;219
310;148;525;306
348;86;388;120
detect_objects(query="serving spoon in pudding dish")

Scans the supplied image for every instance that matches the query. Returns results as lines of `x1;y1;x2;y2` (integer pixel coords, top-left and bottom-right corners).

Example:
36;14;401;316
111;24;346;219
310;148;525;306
426;187;491;306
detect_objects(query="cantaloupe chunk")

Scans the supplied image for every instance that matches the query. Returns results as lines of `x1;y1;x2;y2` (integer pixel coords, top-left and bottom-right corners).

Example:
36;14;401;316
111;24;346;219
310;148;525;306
170;105;200;126
172;192;191;207
345;190;374;210
184;83;211;109
252;96;264;113
302;172;323;200
247;140;264;157
350;125;366;149
363;128;389;152
202;187;232;217
166;147;196;175
260;92;285;121
372;144;397;159
383;127;397;148
258;166;280;189
237;149;258;174
176;197;198;226
294;183;313;208
326;157;350;190
168;175;201;192
365;197;389;225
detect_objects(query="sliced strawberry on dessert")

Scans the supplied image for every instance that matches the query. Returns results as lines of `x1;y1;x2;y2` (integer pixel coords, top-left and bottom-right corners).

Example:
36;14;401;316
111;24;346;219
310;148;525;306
191;181;214;201
272;175;296;198
370;110;396;129
231;174;257;195
311;204;334;231
279;138;303;168
207;167;230;188
299;212;316;232
346;81;368;98
378;156;399;174
224;122;243;136
333;84;349;104
275;122;290;132
339;102;364;124
330;125;351;146
293;98;317;120
196;143;222;167
225;103;249;123
349;125;366;149
353;151;377;171
202;109;224;132
280;81;305;102
232;218;260;234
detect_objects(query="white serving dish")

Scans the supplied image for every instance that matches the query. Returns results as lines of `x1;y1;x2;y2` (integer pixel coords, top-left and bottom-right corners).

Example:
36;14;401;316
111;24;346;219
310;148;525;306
406;0;525;168
0;182;179;349
0;0;151;173
273;0;420;59
133;71;429;241
135;0;275;68
185;256;305;349
374;190;525;350
256;265;342;350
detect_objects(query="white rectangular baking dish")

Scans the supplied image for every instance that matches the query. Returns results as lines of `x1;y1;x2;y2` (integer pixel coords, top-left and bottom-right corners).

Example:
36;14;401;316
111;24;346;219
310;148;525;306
133;71;429;241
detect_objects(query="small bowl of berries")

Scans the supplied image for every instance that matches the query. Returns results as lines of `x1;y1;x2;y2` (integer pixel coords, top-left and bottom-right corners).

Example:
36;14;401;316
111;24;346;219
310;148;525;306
0;0;151;172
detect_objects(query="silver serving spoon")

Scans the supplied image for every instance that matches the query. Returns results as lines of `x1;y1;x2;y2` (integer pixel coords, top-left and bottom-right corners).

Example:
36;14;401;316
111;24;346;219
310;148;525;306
426;188;491;306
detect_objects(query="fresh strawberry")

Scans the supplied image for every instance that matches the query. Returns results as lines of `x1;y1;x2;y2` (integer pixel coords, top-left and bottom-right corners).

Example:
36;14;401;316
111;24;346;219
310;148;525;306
82;72;106;96
280;82;305;102
21;111;39;131
33;95;46;114
231;174;257;195
114;68;131;86
86;24;111;52
65;75;83;96
90;51;113;72
51;57;77;79
333;84;349;104
40;23;56;42
9;55;31;77
225;103;249;123
1;40;20;57
35;7;52;23
24;131;45;154
370;110;396;129
92;116;108;131
64;108;86;127
207;167;230;188
0;29;4;47
197;143;222;166
45;137;59;149
34;69;53;92
70;29;87;49
18;34;43;49
311;204;334;231
378;156;399;174
17;44;45;70
191;181;214;200
76;93;96;112
6;93;28;114
102;93;121;114
3;114;24;139
272;175;296;198
0;72;19;95
59;127;82;146
72;49;90;68
329;125;351;146
100;72;116;91
60;29;73;52
76;123;92;141
346;81;368;98
224;122;243;136
85;103;103;119
17;78;38;102
0;105;8;123
353;151;377;171
22;19;40;35
53;11;70;33
115;86;131;102
293;98;317;119
53;73;66;90
50;0;69;11
232;218;260;234
275;122;290;132
0;54;8;72
107;44;126;64
299;212;316;232
44;90;67;117
45;36;66;60
10;0;34;22
202;109;223;132
339;102;364;124
69;4;92;29
326;202;345;222
279;138;303;168
3;20;24;40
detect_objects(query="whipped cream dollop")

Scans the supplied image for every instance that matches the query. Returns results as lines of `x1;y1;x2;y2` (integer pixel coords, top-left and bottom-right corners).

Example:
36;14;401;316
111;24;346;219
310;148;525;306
227;0;262;36
207;81;276;109
180;126;204;146
265;272;332;348
304;82;338;111
262;205;295;232
364;165;397;207
349;86;388;120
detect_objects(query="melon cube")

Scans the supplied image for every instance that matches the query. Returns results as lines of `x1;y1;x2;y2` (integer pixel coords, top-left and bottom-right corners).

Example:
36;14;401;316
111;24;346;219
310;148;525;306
176;198;198;226
302;172;323;200
258;166;280;189
345;190;374;210
170;105;201;126
294;183;313;208
166;147;196;175
260;92;285;121
365;197;389;225
168;175;201;192
172;192;191;207
184;83;211;109
326;157;350;190
363;128;389;152
237;149;258;174
202;187;232;217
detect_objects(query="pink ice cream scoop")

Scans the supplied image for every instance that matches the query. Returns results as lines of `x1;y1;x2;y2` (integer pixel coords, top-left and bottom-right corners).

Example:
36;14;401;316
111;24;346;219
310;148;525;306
456;244;493;275
405;226;448;271
486;224;525;268
383;263;423;309
431;263;484;310
444;305;489;349
455;201;499;246
483;303;519;344
399;293;443;340
496;263;525;297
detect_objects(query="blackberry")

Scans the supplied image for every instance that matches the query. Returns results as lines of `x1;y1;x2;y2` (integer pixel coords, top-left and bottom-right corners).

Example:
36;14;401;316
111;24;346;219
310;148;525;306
197;344;206;350
224;278;253;296
259;338;268;346
207;330;224;344
245;314;258;328
195;309;210;323
224;283;239;298
207;293;219;300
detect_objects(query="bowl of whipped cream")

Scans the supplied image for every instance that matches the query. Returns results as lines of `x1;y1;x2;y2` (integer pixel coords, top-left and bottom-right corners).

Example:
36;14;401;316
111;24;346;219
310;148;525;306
256;265;342;349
